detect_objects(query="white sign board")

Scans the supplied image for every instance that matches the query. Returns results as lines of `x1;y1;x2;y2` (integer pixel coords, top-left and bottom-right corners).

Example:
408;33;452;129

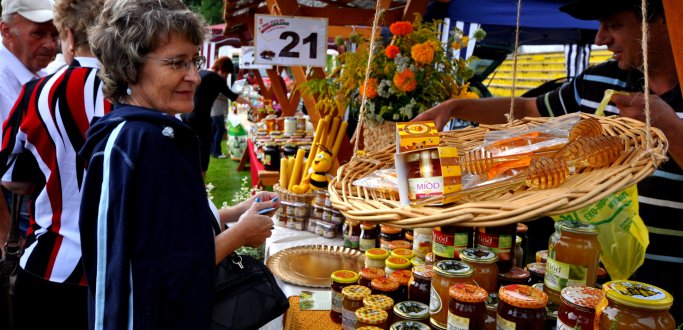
238;47;273;69
254;14;328;67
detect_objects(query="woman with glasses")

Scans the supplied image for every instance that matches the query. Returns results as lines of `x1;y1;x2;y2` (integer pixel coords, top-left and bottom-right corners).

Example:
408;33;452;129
78;0;278;328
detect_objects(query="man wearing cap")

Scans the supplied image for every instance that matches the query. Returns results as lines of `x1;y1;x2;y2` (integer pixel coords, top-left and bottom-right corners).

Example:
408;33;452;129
415;0;682;321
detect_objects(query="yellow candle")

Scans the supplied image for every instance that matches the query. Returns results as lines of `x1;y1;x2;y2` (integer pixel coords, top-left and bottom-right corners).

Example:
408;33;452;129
279;157;288;188
288;148;306;191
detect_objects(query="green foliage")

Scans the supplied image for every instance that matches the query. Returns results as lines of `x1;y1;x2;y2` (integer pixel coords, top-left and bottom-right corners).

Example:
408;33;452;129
187;0;224;25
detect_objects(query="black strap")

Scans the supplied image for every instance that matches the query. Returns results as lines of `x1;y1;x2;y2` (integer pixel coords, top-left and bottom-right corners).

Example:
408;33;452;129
3;193;23;263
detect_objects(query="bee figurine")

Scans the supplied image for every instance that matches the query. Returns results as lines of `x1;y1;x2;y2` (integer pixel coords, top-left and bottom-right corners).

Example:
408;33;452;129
294;145;333;193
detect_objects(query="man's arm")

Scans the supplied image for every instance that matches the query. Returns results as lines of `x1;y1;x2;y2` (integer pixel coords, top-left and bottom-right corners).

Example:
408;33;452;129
412;96;541;130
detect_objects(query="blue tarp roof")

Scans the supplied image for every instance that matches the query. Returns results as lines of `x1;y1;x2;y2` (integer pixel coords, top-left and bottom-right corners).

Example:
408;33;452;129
425;0;600;47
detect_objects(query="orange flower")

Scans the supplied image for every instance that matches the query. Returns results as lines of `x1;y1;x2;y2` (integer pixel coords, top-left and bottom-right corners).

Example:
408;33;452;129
360;78;378;99
393;70;417;92
389;21;413;36
385;45;400;59
411;42;434;65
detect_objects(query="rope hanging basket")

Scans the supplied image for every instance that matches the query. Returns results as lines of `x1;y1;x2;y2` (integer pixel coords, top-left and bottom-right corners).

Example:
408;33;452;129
329;113;668;228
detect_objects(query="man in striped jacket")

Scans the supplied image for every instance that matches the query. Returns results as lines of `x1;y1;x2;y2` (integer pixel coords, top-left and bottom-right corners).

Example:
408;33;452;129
0;0;109;328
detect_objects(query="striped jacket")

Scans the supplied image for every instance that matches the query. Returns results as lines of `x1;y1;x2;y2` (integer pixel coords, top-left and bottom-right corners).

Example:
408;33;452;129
0;60;110;285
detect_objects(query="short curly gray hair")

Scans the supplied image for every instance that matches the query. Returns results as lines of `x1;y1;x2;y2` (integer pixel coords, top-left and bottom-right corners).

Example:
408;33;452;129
89;0;207;103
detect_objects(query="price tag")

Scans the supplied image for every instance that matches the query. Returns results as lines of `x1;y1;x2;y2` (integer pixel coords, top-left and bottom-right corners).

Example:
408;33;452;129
238;47;273;69
254;14;328;67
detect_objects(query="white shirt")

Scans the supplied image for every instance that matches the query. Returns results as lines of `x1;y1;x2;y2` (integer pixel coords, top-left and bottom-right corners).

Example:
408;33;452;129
0;43;47;140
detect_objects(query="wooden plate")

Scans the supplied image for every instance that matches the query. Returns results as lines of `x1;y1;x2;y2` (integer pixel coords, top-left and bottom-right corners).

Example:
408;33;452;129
266;245;365;287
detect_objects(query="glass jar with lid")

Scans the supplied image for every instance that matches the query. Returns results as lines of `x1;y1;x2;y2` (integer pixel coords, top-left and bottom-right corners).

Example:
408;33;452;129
389;320;430;330
344;220;361;249
447;283;488;330
544;220;600;306
476;223;517;273
365;248;390;269
360;223;380;252
408;265;433;305
430;260;474;329
496;284;547;330
380;225;404;250
389;269;412;303
385;256;411;277
355;307;389;329
262;142;280;171
342;285;372;330
412;227;433;260
371;277;400;303
404;229;413;243
433;225;472;261
483;293;498;330
557;285;601;330
526;262;546;284
391;248;415;261
394;301;430;324
459;247;499;294
331;270;361;323
364;294;395;325
388;240;412;252
597;280;676;330
498;266;530;288
410;257;425;268
359;267;386;288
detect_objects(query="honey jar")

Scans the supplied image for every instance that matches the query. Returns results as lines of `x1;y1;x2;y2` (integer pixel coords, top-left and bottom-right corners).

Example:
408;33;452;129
359;268;386;288
433;225;472;261
371;277;400;303
344;220;361;249
342;285;372;330
391;248;415;261
447;284;488;330
312;190;327;207
535;250;548;263
355;307;388;329
385;256;411;277
360;223;380;252
459;247;498;294
410;257;425;268
544;220;600;305
393;301;430;324
331;270;361;323
388;240;412;252
429;260;474;329
498;266;530;288
365;248;390;269
557;285;601;330
497;284;547;330
476;223;517;273
389;269;412;303
526;262;546;284
364;294;395;325
597;280;676;330
408;265;433;305
380;225;404;250
412;227;433;259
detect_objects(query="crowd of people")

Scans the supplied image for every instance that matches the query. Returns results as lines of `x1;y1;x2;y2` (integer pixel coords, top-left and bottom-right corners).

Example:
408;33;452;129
0;0;680;328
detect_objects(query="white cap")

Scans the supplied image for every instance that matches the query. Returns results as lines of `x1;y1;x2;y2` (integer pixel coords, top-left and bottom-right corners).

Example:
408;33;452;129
1;0;54;23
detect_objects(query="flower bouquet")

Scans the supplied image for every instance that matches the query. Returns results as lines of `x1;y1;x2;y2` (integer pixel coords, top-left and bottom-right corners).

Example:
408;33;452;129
301;15;484;150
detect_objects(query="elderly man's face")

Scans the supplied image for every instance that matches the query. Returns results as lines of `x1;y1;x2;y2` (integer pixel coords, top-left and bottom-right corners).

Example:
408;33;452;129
0;14;58;74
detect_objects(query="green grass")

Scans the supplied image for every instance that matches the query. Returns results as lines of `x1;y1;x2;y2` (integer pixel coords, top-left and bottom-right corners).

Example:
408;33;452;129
205;142;250;206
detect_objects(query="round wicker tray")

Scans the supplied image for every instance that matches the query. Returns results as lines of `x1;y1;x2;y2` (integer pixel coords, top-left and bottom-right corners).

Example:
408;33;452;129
329;114;668;228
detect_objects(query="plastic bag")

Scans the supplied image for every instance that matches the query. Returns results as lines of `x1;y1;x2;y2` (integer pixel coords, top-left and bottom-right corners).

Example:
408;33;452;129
551;185;649;280
352;168;399;198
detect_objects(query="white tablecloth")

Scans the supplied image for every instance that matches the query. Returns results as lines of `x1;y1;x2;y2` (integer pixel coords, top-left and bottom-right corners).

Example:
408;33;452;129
261;226;344;330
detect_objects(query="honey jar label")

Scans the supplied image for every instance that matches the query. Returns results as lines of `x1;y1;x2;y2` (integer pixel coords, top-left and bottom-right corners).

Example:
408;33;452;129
496;314;516;330
476;233;513;261
447;311;470;330
408;177;444;199
332;291;343;313
341;308;357;330
544;257;588;291
429;285;442;314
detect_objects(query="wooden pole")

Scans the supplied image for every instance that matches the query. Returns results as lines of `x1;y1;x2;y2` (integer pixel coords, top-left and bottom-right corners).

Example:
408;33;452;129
663;0;683;95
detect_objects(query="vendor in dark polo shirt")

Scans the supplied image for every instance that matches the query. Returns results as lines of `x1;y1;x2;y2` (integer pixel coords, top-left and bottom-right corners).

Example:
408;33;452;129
414;0;682;321
182;56;254;177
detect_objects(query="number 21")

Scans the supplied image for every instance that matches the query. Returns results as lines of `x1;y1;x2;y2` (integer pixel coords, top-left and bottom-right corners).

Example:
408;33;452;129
279;31;317;59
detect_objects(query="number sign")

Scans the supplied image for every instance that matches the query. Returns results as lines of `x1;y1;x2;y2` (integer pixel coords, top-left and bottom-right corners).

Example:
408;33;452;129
254;15;328;67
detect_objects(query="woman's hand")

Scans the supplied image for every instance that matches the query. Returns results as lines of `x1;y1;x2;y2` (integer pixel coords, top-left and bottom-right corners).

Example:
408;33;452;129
232;203;274;247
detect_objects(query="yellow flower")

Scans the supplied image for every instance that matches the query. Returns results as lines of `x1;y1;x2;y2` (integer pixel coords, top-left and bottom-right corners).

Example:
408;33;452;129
411;42;434;65
393;69;417;92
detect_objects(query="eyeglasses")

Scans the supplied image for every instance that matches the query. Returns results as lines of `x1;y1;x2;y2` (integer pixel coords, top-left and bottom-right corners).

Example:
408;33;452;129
146;55;206;71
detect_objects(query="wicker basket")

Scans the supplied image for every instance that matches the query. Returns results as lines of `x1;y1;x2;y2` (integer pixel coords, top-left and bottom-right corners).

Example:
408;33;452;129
329;114;668;228
274;184;315;204
361;120;395;153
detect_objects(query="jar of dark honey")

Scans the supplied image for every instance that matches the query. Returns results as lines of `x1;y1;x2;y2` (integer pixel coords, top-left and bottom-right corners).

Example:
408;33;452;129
498;266;530;288
544;220;600;306
557;285;601;330
432;225;472;261
360;222;380;252
331;270;361;323
371;277;400;303
447;284;488;330
459;247;498;294
408;265;433;305
389;269;412;303
497;284;547;330
597;280;676;330
430;260;474;329
359;268;386;288
476;223;517;273
342;285;372;330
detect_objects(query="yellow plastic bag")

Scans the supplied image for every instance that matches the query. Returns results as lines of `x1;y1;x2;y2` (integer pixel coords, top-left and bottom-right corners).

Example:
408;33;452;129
551;185;649;280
